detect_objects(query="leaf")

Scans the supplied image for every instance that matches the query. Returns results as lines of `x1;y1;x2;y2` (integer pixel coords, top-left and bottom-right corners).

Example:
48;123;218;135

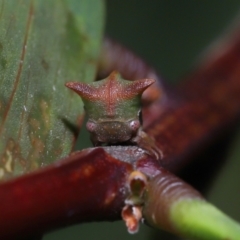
0;0;105;179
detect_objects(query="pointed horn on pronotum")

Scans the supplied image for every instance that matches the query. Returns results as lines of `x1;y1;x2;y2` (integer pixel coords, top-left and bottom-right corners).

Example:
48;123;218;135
124;78;155;98
65;81;98;101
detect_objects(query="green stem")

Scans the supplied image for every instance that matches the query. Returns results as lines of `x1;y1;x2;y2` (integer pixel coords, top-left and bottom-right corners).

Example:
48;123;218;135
171;198;240;240
142;171;240;240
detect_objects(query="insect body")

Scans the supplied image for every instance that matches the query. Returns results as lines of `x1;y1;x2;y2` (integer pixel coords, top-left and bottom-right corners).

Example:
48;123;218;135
66;71;162;159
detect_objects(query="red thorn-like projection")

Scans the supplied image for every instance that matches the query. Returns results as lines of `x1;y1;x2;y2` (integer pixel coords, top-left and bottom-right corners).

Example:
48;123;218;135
65;82;96;100
65;71;155;102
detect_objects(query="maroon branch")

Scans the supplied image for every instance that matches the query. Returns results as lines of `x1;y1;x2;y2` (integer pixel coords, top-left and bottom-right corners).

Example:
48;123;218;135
0;148;132;239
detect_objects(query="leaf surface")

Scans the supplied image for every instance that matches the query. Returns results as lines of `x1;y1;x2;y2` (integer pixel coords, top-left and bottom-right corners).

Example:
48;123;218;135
0;0;105;179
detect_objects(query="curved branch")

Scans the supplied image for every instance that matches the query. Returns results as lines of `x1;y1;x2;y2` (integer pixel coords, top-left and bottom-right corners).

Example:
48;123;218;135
0;148;133;239
145;26;240;172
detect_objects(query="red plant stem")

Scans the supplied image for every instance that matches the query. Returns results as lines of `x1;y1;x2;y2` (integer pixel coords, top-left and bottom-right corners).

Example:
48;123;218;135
0;148;133;239
145;30;240;171
0;145;204;239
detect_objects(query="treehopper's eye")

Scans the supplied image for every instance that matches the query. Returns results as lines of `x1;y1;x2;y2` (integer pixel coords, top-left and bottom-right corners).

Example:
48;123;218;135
129;120;140;131
86;121;97;132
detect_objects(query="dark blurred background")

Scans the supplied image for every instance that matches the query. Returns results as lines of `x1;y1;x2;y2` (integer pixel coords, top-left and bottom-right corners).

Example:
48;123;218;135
44;1;240;239
105;0;240;83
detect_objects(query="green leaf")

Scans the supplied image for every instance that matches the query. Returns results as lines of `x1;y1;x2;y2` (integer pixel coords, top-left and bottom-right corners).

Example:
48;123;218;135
0;0;105;179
